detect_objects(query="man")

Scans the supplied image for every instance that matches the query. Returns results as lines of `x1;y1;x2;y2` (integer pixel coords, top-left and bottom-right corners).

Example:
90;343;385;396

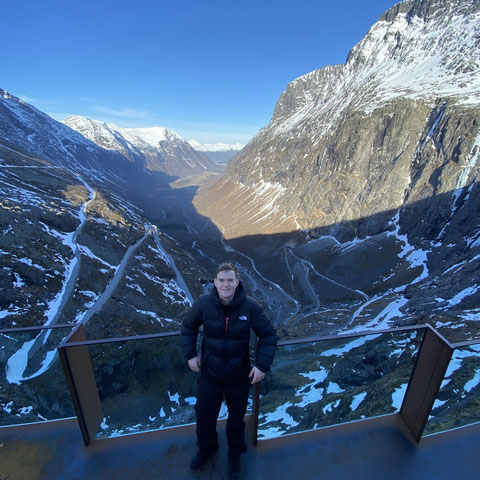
181;262;277;476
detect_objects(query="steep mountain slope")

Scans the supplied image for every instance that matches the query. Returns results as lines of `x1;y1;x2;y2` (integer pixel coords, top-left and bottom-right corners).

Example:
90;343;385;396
0;90;134;186
194;0;480;341
195;0;480;239
63;116;218;176
0;91;219;341
0;137;214;425
0;138;207;336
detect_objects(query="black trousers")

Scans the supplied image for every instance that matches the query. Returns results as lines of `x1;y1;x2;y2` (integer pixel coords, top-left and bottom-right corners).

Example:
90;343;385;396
195;371;250;455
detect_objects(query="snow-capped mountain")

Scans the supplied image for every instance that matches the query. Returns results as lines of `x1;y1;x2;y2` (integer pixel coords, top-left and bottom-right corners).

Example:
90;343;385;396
194;0;480;341
188;140;244;166
195;0;480;237
63;116;218;176
0;90;220;340
0;89;134;185
188;140;244;152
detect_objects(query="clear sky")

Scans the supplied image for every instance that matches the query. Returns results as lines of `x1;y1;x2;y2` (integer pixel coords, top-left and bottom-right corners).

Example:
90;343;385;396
2;0;398;144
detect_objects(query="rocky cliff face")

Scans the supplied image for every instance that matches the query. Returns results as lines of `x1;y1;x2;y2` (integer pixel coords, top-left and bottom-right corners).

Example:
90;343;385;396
195;0;480;241
193;0;480;342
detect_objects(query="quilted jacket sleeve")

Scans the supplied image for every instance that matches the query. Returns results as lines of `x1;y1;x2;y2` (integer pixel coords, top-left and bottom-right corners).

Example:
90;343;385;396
180;297;204;361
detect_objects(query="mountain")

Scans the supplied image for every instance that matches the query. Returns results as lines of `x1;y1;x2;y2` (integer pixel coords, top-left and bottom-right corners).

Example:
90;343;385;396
0;137;210;333
193;0;480;341
2;0;479;345
188;140;244;165
0;135;216;425
195;0;480;238
0;91;218;338
0;90;146;191
188;140;245;152
2;0;480;431
63;116;219;176
2;0;480;429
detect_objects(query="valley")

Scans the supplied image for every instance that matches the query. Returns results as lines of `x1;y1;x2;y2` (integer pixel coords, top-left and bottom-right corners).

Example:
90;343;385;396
1;0;479;440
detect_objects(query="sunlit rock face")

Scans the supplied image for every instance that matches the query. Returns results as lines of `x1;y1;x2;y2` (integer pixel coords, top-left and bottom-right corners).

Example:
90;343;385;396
194;0;480;241
193;0;480;344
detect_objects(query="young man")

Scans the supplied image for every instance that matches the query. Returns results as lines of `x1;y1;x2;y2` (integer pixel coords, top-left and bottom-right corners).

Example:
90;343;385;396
181;262;277;475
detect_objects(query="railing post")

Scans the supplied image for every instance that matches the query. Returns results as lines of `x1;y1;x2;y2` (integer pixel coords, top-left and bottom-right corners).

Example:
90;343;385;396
252;381;260;446
58;324;104;446
251;336;261;446
400;327;454;443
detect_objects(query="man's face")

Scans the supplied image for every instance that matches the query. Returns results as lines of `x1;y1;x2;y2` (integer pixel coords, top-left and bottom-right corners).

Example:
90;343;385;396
214;269;239;304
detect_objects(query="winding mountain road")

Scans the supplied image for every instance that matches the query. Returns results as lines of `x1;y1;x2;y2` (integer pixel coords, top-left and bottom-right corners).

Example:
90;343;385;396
5;188;193;383
151;225;194;306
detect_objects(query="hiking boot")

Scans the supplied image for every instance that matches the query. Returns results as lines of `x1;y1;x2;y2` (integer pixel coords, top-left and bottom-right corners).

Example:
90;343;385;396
189;447;218;470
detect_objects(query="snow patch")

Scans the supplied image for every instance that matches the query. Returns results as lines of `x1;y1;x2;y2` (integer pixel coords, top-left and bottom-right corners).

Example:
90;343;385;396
350;392;367;411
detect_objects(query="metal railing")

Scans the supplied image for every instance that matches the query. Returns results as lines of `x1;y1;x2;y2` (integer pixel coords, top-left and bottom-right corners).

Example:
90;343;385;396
2;321;479;448
252;325;425;444
251;325;480;444
57;323;193;444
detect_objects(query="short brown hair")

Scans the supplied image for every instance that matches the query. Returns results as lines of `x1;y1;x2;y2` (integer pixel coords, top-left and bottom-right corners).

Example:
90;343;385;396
215;262;239;280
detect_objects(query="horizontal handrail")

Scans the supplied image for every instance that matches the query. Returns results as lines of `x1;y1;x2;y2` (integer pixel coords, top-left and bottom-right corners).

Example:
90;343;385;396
449;338;480;348
277;324;430;347
47;321;480;445
0;324;74;334
254;324;480;444
58;329;181;348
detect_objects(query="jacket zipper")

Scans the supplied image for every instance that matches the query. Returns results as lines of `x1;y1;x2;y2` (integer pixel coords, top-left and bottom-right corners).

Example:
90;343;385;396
225;316;229;333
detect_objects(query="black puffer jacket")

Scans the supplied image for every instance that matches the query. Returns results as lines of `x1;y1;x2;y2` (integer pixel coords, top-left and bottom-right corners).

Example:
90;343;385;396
181;282;277;380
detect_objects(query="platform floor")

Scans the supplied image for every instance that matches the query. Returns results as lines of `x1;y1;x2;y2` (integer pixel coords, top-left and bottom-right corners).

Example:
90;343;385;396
1;415;480;480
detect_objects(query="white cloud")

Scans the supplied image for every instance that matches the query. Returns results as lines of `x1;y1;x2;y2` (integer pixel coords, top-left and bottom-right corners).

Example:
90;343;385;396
18;95;38;103
94;105;154;119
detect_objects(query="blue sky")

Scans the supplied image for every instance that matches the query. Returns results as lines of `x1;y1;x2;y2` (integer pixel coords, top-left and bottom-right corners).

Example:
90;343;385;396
2;0;398;144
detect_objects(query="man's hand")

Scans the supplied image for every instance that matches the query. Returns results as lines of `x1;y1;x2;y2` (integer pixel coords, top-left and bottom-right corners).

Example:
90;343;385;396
188;356;201;372
249;366;265;384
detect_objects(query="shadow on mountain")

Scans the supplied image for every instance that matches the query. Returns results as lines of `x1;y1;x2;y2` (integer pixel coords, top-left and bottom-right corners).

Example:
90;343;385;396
123;151;477;315
213;181;479;340
134;173;478;342
1;134;478;343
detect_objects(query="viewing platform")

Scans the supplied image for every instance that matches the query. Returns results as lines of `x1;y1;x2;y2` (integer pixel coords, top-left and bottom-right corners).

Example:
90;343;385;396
1;413;480;479
1;323;480;479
